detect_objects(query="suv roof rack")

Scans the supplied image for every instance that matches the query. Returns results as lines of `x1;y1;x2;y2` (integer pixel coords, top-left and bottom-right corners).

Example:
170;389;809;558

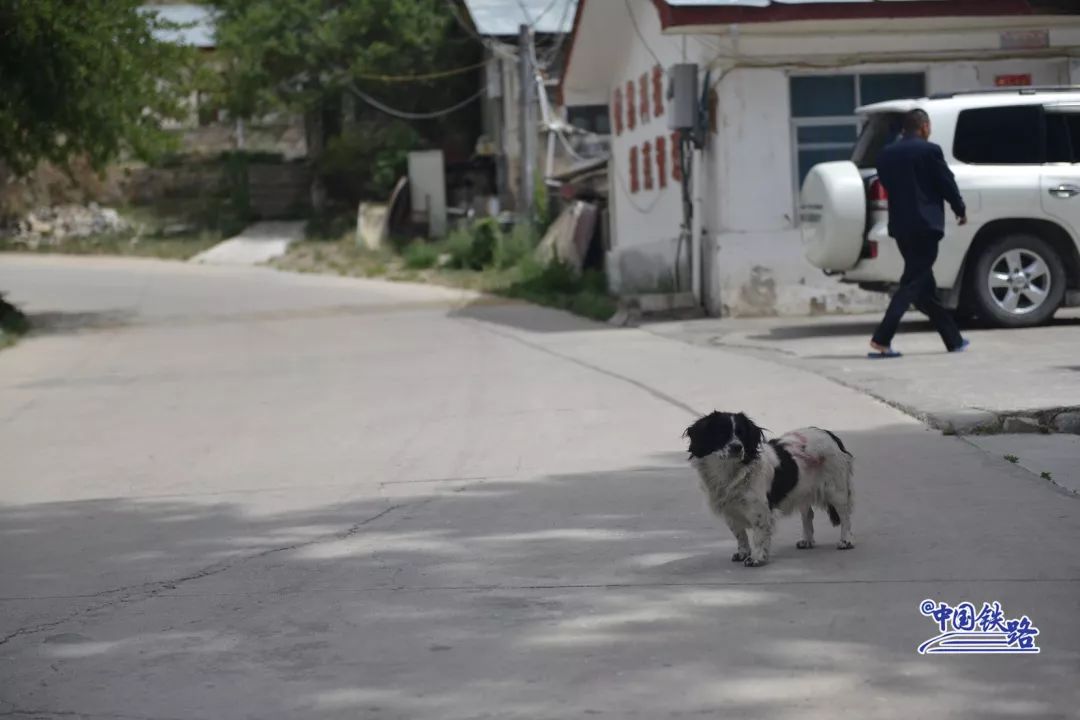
929;86;1080;100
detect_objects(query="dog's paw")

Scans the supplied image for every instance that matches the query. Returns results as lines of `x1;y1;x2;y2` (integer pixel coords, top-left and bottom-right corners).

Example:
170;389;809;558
731;551;750;562
836;539;855;550
743;556;768;568
796;539;815;550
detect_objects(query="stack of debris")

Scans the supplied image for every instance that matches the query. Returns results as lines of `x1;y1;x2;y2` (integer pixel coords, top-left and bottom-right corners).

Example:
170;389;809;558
1;203;130;246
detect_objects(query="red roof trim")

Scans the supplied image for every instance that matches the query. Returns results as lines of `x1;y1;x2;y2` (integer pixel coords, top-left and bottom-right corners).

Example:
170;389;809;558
651;0;1035;29
561;0;1040;102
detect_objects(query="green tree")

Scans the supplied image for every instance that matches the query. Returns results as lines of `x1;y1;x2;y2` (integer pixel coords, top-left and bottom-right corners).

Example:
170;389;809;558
0;0;195;175
213;0;483;203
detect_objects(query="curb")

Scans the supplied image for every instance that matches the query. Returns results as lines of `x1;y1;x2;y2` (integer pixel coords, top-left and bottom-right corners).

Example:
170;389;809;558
934;407;1080;437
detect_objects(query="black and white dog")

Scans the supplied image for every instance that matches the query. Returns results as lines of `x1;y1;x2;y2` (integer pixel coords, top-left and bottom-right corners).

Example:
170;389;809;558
684;411;855;567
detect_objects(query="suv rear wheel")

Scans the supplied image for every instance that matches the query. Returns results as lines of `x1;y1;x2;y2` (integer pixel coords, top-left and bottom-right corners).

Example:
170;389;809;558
967;233;1065;328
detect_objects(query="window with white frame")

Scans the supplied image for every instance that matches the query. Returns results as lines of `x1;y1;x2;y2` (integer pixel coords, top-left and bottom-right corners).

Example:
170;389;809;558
790;73;926;187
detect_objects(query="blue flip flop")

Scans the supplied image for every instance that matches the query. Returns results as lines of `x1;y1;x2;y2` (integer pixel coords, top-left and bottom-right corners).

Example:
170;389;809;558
868;348;902;359
950;339;971;353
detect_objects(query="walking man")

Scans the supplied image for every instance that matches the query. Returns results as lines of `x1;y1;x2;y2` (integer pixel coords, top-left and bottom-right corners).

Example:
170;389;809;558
869;109;970;358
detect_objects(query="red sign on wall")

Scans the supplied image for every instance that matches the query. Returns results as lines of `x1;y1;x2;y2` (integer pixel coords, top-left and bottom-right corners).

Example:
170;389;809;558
671;132;682;182
642;141;654;191
626;80;637;131
655;135;667;189
995;74;1033;87
629;145;640;193
639;73;650;124
652;65;664;118
612;87;623;136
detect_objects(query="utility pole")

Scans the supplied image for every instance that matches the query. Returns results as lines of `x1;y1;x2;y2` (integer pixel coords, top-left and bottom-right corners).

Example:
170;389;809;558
518;23;535;224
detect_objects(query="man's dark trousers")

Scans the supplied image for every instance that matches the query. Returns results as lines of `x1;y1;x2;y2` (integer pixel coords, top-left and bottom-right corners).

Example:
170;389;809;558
871;231;963;351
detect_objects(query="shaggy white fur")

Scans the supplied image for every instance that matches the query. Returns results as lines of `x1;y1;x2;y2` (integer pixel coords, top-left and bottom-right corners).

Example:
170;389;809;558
685;412;854;567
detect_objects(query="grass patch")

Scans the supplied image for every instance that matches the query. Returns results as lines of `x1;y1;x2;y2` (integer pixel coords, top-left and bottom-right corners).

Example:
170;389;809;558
0;231;223;261
273;222;616;323
0;205;230;261
402;240;441;270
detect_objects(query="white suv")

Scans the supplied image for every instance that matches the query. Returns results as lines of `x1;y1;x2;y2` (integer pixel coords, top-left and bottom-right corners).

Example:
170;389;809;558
801;87;1080;328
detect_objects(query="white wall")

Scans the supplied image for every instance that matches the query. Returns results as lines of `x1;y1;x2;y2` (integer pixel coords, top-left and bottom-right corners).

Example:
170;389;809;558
573;0;1080;314
605;0;709;295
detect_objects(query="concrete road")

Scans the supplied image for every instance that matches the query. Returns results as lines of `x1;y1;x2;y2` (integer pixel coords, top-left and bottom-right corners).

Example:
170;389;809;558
1;254;1078;720
648;310;1080;434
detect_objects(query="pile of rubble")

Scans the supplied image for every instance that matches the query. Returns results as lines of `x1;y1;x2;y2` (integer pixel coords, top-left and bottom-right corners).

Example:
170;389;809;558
2;203;130;245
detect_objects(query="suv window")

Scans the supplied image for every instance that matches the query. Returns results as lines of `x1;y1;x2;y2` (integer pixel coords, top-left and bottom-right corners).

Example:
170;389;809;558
1045;111;1080;163
954;106;1045;164
852;112;904;169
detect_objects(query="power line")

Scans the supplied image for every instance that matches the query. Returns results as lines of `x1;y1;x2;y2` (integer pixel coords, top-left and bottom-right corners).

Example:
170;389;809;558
443;0;488;44
348;85;485;120
624;0;662;67
531;0;563;26
613;158;664;214
353;60;488;83
538;0;575;67
516;0;535;27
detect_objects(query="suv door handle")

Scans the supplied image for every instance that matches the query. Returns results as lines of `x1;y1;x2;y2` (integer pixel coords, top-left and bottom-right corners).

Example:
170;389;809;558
1048;184;1080;198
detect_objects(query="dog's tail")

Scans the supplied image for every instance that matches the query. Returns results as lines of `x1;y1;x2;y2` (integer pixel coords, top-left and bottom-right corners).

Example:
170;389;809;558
819;428;853;457
826;504;842;527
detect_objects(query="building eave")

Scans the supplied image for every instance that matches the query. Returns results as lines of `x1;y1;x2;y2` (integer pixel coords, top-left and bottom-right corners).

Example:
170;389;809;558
649;0;1040;31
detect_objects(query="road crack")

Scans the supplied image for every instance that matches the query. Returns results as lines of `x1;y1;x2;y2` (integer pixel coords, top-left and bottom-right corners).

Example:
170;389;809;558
0;503;407;648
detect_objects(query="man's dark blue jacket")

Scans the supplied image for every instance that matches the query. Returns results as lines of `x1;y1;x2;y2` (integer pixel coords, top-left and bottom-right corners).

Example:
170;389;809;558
877;136;966;239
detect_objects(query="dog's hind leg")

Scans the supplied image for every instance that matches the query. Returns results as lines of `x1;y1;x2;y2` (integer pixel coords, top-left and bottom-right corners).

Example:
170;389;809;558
796;506;815;549
826;501;854;550
836;509;854;549
827;483;855;550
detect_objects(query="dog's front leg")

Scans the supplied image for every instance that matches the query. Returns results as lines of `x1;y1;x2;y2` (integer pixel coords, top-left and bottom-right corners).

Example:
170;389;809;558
725;516;751;562
745;508;774;567
731;529;751;563
797;506;815;549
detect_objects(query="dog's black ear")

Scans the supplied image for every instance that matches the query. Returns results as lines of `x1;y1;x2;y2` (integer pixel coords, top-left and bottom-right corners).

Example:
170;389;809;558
734;413;765;464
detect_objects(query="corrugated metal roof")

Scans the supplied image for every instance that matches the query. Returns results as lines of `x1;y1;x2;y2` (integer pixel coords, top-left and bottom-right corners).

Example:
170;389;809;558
463;0;578;36
139;4;216;48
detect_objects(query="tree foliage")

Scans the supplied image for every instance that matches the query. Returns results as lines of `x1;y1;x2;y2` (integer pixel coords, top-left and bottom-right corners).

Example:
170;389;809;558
0;0;195;175
213;0;483;149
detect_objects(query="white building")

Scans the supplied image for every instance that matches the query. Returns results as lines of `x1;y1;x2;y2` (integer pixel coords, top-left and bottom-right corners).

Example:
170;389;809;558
560;0;1080;316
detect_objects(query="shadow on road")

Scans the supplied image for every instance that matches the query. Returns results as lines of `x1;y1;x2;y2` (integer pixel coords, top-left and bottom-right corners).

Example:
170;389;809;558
745;313;1080;344
25;309;135;336
450;300;610;335
2;423;1078;718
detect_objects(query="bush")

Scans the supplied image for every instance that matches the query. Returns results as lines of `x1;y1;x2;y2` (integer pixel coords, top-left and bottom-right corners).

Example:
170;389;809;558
0;294;29;340
402;240;440;269
468;218;499;269
494;223;535;269
443;218;501;270
318;121;422;205
444;227;475;269
533;173;553;234
305;211;354;241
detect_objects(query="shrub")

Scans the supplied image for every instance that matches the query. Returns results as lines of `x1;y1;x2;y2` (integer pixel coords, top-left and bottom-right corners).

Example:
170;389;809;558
443;218;501;270
402;240;440;269
318;121;422;205
444;227;475;269
494;223;535;269
468;218;500;269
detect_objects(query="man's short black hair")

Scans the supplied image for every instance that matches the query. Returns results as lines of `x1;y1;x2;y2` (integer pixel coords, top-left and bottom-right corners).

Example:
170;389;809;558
902;109;930;135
